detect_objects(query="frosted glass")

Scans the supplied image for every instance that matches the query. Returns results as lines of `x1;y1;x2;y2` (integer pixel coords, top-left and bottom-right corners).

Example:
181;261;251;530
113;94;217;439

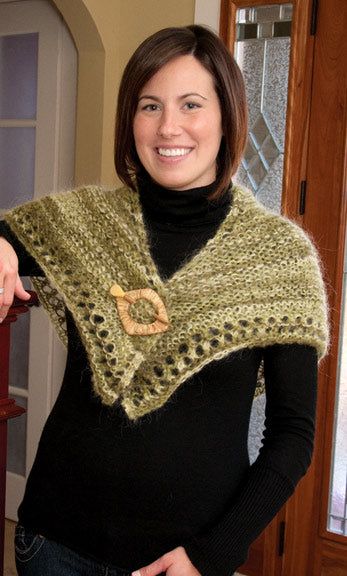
234;5;293;461
234;5;292;211
248;395;266;463
252;115;269;147
0;33;38;119
236;4;292;24
9;292;31;391
281;4;293;20
0;127;35;209
263;38;291;151
256;155;285;211
235;40;264;129
258;22;273;39
253;5;281;22
7;395;27;476
248;156;267;189
328;241;347;536
237;8;254;23
329;517;343;534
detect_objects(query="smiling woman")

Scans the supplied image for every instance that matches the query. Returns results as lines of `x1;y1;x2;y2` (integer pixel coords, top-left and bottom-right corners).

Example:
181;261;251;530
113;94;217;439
133;55;222;191
115;25;247;200
0;23;329;576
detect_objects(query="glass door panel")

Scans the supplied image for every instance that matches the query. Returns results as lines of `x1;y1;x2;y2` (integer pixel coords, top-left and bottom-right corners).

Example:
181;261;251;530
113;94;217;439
0;32;38;506
328;237;347;536
234;4;293;212
0;33;38;119
0;127;36;209
233;3;293;467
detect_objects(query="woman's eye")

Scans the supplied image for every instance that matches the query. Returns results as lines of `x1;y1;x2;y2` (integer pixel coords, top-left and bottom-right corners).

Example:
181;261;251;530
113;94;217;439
142;104;160;112
183;102;201;110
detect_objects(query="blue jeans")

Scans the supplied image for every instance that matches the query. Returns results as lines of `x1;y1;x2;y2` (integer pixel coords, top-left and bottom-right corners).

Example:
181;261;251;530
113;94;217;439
15;524;132;576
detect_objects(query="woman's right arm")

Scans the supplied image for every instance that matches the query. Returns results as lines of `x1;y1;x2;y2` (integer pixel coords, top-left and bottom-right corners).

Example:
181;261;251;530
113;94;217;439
0;220;39;322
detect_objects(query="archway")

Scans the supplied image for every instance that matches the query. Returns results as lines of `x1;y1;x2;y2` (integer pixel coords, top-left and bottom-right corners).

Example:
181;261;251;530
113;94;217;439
51;0;106;184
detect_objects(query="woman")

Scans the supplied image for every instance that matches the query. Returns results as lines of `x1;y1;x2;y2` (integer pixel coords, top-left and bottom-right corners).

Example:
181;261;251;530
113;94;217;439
0;25;328;576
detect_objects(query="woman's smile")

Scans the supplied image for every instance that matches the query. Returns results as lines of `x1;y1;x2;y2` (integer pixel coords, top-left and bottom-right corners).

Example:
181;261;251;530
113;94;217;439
156;147;193;158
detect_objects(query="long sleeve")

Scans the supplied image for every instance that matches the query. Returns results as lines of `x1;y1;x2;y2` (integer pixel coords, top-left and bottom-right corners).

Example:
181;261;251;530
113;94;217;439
0;219;44;277
184;344;318;576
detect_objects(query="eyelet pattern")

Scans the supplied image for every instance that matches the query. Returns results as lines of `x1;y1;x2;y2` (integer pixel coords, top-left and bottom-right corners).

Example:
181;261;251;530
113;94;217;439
6;184;329;420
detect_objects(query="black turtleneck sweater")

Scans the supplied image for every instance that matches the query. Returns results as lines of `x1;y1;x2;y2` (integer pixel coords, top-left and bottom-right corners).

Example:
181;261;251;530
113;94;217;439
0;181;318;576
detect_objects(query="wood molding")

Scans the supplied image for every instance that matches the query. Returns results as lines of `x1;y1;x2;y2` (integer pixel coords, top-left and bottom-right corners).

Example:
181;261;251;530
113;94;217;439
284;0;347;573
219;2;320;573
315;539;347;575
219;0;315;224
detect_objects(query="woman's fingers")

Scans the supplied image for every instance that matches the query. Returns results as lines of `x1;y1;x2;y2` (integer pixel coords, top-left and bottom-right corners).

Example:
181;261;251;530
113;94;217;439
14;276;31;300
0;275;31;322
0;254;31;323
0;267;16;323
132;556;169;576
132;547;201;576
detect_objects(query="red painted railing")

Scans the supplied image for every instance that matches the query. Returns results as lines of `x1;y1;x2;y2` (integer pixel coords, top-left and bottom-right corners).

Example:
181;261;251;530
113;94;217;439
0;292;39;575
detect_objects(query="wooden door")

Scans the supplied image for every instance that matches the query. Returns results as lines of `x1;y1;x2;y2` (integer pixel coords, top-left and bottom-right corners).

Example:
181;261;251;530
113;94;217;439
220;0;347;574
282;0;347;574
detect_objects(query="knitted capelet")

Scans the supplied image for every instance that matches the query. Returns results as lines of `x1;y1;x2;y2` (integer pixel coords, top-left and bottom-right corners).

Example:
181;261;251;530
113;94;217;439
5;184;329;420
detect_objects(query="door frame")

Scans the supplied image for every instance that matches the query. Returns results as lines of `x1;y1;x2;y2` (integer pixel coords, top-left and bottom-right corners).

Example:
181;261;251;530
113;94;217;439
289;0;347;573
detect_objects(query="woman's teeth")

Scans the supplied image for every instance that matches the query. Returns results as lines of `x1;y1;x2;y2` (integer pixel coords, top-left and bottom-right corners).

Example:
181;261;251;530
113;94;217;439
157;148;191;157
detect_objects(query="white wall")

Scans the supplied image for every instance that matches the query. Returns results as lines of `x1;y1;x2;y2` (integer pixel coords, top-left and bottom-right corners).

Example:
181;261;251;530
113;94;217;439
194;0;220;32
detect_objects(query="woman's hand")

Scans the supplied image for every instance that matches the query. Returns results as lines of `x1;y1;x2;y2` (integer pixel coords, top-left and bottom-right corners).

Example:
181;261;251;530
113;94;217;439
0;237;31;322
132;546;201;576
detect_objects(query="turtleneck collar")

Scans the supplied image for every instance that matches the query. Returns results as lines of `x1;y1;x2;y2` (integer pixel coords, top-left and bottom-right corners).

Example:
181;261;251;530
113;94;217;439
137;173;232;228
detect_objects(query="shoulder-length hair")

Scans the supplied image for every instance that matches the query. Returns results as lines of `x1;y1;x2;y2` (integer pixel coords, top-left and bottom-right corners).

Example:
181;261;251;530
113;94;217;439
115;25;248;200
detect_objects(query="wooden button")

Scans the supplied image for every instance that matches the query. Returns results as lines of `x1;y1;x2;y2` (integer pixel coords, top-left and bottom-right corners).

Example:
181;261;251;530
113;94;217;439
110;284;169;336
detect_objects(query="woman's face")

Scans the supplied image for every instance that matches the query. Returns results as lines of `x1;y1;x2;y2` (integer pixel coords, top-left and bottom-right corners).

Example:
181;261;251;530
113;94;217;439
133;55;223;190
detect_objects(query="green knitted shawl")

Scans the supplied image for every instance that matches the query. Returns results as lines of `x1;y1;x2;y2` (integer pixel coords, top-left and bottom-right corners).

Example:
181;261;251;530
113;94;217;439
5;184;329;420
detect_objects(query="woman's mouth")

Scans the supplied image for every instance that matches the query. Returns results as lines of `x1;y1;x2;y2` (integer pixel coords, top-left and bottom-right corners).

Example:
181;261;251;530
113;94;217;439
157;147;192;157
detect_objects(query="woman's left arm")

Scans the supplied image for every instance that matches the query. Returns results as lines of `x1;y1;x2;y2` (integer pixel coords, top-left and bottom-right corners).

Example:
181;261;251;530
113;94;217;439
187;343;318;576
135;344;318;576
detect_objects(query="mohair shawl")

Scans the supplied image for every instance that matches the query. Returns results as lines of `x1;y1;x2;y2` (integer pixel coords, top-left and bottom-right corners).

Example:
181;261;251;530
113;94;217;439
5;185;329;420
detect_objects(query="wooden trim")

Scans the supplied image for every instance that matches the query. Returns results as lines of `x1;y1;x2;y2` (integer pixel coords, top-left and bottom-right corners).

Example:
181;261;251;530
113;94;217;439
313;538;347;575
219;0;315;225
219;0;236;50
283;0;347;573
304;0;347;550
263;507;286;576
281;0;315;222
219;2;318;574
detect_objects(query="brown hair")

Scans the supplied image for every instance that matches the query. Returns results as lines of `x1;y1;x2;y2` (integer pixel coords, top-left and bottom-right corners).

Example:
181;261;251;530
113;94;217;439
115;25;248;200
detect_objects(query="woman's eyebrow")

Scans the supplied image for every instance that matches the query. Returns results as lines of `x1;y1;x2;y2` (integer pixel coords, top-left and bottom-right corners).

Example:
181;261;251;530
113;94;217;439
138;92;208;101
138;95;161;102
180;92;208;100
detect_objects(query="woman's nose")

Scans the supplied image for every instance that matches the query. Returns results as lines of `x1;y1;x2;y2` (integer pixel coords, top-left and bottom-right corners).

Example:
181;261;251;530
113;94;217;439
156;109;182;138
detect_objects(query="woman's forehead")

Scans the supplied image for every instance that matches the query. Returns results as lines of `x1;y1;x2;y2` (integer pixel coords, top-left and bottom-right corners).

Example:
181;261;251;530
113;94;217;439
138;55;216;97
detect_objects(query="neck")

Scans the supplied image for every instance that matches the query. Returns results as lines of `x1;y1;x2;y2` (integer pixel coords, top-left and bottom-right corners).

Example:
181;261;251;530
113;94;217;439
137;173;232;227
